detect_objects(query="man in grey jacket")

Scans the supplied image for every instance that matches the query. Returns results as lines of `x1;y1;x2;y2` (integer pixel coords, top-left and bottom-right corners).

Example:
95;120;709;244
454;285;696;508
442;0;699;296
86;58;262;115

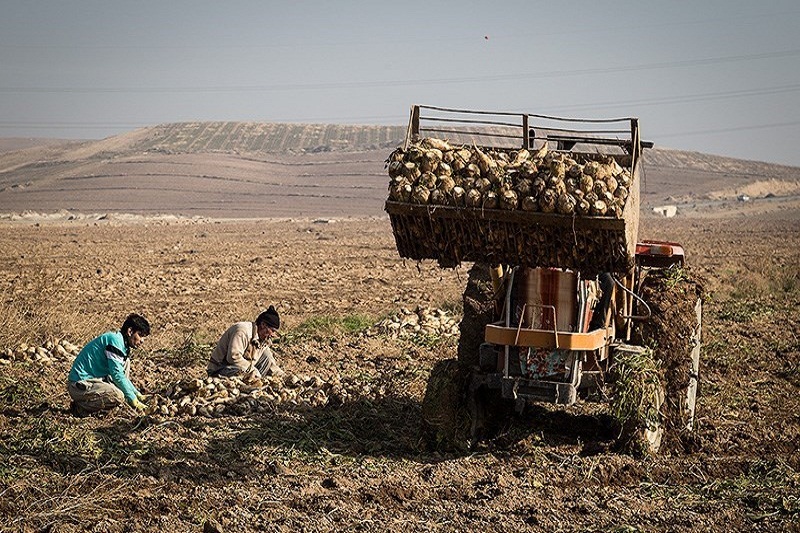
207;305;283;382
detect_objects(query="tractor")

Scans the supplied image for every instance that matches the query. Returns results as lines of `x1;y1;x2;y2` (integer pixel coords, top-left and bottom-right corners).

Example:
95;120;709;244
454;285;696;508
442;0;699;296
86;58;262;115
385;105;703;454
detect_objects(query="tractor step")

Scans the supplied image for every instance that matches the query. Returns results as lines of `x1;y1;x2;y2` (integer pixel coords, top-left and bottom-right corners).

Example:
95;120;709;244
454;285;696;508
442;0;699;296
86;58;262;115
503;376;578;405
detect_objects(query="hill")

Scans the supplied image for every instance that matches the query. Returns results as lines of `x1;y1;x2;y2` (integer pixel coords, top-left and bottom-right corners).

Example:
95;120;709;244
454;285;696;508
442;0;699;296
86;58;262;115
0;122;798;219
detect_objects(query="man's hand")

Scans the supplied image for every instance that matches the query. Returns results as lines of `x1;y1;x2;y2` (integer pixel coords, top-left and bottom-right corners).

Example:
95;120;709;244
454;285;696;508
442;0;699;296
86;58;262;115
129;398;149;413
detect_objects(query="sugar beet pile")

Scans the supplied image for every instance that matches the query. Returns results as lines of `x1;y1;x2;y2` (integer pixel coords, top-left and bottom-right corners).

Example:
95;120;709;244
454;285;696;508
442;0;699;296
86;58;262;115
2;306;459;418
386;138;634;217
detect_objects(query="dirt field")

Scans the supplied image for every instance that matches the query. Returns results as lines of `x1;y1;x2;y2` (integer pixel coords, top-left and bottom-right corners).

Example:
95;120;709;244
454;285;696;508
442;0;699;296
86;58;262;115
0;208;798;532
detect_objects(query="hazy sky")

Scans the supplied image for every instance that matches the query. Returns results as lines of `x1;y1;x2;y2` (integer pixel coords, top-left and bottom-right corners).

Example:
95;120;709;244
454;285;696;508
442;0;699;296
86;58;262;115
2;0;799;166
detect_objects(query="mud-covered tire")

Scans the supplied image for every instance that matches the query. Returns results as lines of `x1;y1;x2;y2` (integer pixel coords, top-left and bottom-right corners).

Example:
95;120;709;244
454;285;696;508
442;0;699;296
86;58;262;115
618;380;665;456
632;267;703;450
457;263;497;368
610;344;665;456
421;359;472;452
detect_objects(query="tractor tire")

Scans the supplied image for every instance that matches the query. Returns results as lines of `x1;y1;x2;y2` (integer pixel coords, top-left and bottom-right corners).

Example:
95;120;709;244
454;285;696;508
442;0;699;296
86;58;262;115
632;267;704;451
610;344;666;456
620;379;666;456
457;263;497;368
421;359;472;452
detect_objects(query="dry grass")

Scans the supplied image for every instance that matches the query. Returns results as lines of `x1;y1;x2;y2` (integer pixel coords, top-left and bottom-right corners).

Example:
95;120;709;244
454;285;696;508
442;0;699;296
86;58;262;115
0;284;101;349
5;471;133;531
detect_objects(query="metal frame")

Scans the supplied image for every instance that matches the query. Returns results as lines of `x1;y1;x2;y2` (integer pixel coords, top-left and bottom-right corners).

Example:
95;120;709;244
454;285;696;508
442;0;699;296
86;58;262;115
405;104;651;165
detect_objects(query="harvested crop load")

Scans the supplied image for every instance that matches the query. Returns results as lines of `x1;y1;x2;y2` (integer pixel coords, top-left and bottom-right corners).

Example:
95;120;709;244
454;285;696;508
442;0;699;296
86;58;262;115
385;138;634;218
383;137;641;274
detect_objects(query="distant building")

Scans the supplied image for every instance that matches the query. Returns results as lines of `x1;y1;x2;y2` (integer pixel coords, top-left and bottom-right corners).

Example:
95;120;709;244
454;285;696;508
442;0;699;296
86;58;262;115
652;205;677;217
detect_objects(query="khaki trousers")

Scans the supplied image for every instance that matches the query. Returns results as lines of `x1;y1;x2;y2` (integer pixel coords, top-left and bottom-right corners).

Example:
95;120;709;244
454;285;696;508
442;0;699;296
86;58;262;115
208;349;283;382
68;377;125;413
68;359;129;414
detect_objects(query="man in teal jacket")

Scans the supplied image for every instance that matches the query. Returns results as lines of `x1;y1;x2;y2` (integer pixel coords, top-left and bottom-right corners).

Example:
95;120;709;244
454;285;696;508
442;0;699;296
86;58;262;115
67;313;151;416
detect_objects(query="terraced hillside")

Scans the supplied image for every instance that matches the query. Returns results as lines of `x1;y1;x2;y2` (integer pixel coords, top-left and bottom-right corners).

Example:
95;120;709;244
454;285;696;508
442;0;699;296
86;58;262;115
134;122;406;155
0;122;798;219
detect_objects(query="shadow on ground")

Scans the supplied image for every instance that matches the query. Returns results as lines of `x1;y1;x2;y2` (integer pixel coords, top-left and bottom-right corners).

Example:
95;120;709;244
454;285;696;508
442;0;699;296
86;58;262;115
3;393;621;485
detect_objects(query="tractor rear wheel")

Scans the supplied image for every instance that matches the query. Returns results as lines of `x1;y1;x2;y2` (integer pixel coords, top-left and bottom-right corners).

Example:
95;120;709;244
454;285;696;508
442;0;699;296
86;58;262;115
632;267;704;451
457;263;496;368
610;344;665;456
421;359;472;452
455;263;514;443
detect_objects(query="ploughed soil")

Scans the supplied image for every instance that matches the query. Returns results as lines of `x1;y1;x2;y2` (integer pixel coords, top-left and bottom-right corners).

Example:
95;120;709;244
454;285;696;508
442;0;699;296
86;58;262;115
0;211;798;532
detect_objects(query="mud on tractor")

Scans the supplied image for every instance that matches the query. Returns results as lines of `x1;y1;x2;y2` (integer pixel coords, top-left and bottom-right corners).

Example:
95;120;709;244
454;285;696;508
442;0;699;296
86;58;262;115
385;105;703;454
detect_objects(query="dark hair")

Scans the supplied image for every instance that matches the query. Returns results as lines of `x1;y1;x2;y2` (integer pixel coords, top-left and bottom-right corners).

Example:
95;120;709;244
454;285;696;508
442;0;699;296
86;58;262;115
121;313;151;336
256;305;280;330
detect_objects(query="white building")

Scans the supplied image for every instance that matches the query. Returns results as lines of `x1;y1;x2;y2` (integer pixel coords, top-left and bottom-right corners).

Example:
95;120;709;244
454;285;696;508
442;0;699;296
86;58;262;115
652;205;677;217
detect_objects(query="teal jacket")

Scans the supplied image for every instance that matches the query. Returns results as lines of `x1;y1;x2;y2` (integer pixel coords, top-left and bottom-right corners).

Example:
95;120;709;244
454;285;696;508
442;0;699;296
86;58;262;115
68;331;140;402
